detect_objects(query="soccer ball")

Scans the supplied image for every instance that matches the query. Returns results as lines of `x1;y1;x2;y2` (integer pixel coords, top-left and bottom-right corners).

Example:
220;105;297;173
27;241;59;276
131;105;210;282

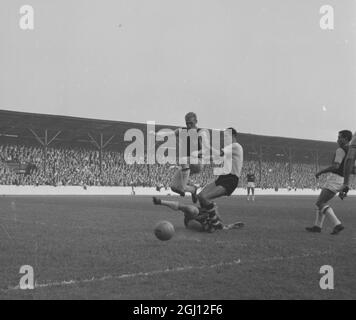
154;221;175;241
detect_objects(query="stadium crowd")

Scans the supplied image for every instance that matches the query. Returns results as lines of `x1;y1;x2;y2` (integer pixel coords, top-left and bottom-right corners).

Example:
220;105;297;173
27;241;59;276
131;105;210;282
0;143;350;189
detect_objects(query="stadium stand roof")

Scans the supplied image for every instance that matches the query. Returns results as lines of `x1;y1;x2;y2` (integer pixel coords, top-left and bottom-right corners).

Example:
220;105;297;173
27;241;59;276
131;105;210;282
0;109;336;163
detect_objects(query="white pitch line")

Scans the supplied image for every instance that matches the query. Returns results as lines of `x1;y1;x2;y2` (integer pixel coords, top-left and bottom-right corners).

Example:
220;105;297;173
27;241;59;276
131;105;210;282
0;216;94;231
0;223;13;240
4;259;242;291
248;251;331;263
2;251;332;292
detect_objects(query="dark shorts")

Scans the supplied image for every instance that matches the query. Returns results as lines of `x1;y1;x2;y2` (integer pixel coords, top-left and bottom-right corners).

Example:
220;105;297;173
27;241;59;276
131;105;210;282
189;163;202;174
215;174;239;196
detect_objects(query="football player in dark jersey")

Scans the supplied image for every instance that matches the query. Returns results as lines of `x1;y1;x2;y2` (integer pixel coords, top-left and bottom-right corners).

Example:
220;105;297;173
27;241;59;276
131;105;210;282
339;131;356;199
152;196;244;232
246;170;256;201
154;112;210;203
306;130;352;235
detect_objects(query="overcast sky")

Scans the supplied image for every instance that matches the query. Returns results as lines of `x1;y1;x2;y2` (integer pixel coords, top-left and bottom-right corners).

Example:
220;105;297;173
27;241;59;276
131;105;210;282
0;0;355;141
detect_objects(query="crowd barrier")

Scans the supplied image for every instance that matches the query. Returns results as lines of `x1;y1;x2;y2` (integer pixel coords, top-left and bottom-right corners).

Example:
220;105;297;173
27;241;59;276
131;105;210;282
0;185;355;196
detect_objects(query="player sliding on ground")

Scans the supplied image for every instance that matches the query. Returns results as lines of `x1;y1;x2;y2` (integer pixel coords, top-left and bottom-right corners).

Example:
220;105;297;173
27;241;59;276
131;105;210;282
306;130;353;235
152;197;244;232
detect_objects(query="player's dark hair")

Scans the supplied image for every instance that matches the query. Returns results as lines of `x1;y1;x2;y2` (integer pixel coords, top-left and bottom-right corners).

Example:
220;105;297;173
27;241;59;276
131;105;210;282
339;130;352;142
185;112;197;121
226;127;238;138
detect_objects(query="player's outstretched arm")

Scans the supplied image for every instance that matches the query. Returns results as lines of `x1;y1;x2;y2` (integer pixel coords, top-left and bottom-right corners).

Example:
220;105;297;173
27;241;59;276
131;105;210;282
149;128;179;138
198;144;224;163
315;163;340;178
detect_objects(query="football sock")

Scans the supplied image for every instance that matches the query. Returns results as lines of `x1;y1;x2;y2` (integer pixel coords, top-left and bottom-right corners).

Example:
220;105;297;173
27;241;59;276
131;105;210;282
206;203;219;218
314;209;325;228
324;206;341;227
160;200;180;211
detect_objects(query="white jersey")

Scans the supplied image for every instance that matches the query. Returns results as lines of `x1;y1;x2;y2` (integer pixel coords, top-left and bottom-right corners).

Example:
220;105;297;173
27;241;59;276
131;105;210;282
222;142;243;177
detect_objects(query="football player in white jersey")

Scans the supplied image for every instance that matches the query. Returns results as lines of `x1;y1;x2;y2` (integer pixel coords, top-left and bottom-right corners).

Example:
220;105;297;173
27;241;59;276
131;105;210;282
339;131;356;199
196;127;243;219
306;130;353;235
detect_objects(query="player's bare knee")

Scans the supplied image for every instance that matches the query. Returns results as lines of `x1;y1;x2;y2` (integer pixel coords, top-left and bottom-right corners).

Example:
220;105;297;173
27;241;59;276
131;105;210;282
182;205;199;220
185;219;204;232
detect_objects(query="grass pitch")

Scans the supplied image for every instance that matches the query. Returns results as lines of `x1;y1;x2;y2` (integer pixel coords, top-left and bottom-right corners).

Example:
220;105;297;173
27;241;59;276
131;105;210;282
0;194;355;299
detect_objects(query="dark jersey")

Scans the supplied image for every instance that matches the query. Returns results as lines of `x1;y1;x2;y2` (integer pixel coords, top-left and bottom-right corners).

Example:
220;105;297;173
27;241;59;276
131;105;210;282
180;128;203;158
247;173;256;182
330;145;348;177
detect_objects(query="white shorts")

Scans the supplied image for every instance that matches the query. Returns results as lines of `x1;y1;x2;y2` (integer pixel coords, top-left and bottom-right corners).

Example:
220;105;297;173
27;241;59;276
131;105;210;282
323;173;343;194
247;182;255;188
